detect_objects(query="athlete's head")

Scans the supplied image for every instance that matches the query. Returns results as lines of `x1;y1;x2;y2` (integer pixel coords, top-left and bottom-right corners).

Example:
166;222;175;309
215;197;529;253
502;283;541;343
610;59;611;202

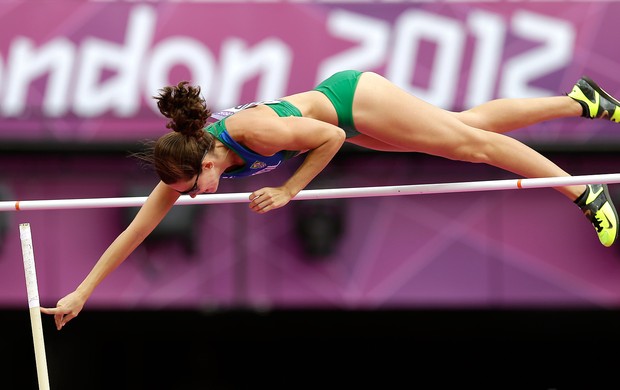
138;81;216;185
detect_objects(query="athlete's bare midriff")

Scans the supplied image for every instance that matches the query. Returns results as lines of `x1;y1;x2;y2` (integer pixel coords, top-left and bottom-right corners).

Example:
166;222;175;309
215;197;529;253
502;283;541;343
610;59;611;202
282;90;339;126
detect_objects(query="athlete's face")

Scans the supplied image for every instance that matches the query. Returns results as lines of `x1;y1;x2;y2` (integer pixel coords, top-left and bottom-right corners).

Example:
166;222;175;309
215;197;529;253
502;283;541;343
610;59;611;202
172;160;221;198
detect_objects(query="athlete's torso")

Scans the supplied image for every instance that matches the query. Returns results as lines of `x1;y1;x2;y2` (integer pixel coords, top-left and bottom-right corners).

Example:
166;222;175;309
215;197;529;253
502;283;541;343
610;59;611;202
206;100;302;179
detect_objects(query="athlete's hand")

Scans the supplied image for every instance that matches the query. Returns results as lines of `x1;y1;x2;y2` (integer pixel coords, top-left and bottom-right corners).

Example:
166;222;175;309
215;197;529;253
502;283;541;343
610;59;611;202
40;290;87;330
249;186;294;213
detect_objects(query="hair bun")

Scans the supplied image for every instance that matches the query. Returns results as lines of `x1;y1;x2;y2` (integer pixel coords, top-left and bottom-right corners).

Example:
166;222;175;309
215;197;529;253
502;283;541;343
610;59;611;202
154;81;211;137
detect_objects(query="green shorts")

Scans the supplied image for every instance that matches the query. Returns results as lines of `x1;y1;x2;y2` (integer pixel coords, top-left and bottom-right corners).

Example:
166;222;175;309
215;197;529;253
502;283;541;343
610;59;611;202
314;70;362;138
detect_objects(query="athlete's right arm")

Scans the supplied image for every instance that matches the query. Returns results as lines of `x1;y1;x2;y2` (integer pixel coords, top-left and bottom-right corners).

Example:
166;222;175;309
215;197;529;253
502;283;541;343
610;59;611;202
40;181;180;330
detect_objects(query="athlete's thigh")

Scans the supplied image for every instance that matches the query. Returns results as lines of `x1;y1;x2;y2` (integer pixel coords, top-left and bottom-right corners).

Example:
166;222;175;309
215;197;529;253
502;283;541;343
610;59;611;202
352;72;479;157
345;134;410;152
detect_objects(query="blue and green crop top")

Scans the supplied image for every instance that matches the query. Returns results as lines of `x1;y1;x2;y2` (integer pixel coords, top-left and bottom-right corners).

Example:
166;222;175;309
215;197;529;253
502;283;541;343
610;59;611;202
205;100;302;179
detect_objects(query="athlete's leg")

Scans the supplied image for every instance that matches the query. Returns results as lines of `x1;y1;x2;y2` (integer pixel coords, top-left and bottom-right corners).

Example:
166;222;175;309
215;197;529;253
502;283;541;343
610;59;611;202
352;72;581;199
352;72;618;247
452;96;581;133
454;76;620;133
346;135;410;152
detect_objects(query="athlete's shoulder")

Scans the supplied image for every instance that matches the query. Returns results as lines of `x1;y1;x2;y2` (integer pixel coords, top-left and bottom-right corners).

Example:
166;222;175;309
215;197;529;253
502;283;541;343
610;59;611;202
210;100;282;121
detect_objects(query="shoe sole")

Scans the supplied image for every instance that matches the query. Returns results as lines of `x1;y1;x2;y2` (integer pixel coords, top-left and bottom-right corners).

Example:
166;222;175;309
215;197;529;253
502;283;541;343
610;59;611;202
601;183;619;245
581;76;620;106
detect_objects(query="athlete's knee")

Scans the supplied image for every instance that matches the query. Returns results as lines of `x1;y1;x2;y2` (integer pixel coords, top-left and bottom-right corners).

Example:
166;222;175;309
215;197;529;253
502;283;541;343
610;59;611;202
452;110;490;130
451;147;492;164
446;134;495;164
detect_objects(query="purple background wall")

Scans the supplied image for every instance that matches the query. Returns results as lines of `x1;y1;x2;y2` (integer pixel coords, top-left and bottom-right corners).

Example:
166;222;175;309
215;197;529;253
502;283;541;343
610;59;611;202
0;1;619;146
0;0;620;311
1;151;619;310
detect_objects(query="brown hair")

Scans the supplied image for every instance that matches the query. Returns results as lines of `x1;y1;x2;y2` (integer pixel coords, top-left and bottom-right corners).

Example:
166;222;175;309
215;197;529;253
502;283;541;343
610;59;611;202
137;81;215;184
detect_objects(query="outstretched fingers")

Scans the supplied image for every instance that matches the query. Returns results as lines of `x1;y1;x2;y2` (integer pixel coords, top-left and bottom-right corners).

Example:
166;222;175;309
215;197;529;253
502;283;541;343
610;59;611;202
41;306;78;330
40;291;86;330
41;307;78;330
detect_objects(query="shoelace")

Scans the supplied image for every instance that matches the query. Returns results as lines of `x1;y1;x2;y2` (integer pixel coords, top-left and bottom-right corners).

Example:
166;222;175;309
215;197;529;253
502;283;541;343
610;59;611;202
592;215;604;232
583;209;603;232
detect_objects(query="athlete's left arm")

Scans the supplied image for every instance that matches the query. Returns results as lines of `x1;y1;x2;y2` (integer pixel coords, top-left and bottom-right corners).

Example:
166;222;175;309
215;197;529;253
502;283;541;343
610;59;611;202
243;116;346;213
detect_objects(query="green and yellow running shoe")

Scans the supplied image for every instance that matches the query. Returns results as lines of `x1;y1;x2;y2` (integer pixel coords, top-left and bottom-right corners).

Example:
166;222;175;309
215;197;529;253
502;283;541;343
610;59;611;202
575;184;619;247
568;76;620;122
